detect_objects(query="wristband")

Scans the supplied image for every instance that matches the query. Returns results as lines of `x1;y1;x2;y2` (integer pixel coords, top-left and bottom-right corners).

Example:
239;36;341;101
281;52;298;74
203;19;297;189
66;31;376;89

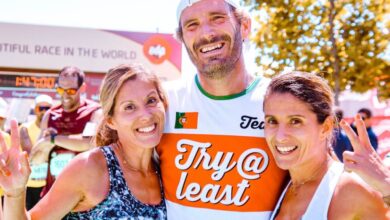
50;133;57;144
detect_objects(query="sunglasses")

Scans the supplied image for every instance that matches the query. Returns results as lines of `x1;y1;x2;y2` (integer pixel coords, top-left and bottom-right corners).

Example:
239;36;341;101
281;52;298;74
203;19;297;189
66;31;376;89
38;106;51;112
56;87;78;95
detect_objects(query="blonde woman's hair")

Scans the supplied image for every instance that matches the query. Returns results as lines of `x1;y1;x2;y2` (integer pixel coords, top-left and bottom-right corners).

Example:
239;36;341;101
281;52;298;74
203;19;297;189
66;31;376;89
94;63;168;146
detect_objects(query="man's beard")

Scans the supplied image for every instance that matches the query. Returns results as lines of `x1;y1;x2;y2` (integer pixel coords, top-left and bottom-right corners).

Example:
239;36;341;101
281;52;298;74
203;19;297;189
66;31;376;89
186;28;243;80
62;97;79;112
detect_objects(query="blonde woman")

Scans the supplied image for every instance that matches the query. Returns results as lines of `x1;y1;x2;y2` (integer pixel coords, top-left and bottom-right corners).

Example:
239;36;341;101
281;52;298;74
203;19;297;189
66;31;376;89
0;64;167;219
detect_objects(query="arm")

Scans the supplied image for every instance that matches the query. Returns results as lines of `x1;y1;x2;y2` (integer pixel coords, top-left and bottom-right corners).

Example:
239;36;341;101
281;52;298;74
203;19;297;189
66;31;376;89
30;147;108;219
29;112;55;164
28;153;91;219
30;109;103;163
48;108;102;151
1;122;106;220
340;115;390;204
0;120;85;219
35;134;92;152
55;108;102;150
0;120;30;220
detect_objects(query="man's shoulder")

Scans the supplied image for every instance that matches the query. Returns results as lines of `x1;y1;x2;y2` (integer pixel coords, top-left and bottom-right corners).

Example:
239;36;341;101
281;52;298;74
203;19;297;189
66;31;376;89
83;99;100;108
79;99;101;113
46;103;63;117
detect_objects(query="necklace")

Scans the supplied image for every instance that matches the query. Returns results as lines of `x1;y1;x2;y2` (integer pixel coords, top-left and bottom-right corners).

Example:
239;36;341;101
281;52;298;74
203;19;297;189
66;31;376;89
115;142;156;175
289;158;330;195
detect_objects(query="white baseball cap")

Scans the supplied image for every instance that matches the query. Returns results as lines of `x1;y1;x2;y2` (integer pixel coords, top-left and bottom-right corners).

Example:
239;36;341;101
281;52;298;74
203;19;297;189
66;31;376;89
176;0;241;24
35;94;53;106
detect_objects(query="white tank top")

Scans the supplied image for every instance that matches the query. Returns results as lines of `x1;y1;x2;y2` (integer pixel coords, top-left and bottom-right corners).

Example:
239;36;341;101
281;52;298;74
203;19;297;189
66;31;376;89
271;162;344;220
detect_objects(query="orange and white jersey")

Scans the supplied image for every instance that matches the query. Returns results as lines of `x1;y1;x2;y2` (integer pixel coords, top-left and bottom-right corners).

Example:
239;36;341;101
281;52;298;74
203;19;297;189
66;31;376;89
157;76;287;220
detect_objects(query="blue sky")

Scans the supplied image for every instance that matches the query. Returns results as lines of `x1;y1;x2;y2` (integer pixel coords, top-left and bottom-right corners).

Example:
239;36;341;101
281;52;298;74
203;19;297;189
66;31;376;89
0;0;179;33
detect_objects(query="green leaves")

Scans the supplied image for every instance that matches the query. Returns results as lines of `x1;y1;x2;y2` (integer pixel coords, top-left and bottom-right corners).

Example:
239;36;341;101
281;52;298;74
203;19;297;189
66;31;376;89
245;0;390;101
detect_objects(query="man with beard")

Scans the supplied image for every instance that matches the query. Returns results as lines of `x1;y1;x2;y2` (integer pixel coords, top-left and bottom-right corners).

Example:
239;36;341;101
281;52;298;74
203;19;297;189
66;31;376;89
30;66;102;198
20;94;53;209
156;0;287;219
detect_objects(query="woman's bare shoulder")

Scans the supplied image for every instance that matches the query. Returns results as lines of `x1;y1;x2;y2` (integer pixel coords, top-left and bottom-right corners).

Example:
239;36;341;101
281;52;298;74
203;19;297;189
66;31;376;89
338;172;376;193
329;172;389;219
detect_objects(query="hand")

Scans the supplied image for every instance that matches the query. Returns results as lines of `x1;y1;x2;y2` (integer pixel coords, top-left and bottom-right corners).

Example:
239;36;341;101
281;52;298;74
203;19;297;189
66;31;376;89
29;137;55;165
341;114;390;197
41;127;57;138
0;120;31;197
19;127;33;154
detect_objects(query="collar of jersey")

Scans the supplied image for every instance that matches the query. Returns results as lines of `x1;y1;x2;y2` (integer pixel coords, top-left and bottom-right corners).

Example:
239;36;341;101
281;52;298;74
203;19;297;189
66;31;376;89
195;74;261;100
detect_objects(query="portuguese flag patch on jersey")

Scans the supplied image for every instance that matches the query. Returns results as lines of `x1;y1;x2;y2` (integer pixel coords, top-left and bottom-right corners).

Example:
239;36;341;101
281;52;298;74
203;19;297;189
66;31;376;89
175;112;198;129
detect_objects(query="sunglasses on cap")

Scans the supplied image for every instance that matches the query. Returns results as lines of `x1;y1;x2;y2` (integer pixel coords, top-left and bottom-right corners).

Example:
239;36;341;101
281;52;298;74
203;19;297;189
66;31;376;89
38;106;51;112
56;87;78;95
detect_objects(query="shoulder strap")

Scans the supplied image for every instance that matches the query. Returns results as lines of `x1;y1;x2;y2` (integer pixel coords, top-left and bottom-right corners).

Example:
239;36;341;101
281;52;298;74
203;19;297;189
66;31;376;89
302;162;344;219
100;146;127;192
270;181;291;220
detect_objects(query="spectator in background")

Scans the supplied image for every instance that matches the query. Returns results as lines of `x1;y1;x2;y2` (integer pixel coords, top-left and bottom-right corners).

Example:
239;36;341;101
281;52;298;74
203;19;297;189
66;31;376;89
30;66;102;197
352;108;378;151
333;107;352;161
0;97;10;201
20;95;53;153
19;94;53;210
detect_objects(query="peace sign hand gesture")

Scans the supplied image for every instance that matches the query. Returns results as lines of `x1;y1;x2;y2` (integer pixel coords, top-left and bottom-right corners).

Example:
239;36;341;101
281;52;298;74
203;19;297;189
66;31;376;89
340;114;390;197
0;119;31;197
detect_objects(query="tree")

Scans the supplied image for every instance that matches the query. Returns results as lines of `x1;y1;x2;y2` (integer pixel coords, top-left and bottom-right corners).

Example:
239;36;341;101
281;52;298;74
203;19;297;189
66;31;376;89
245;0;390;103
